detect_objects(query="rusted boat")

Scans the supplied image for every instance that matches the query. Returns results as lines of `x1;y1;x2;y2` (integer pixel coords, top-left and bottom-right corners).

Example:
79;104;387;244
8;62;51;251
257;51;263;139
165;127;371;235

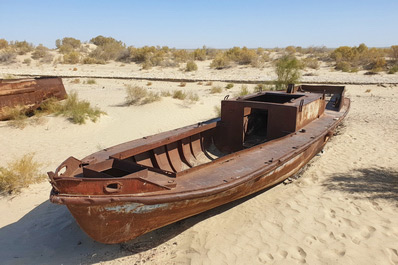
49;84;350;244
0;76;67;120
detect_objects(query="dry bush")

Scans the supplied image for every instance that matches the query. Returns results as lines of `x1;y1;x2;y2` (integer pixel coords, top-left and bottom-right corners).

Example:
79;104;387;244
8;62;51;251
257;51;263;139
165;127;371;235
236;85;250;97
0;50;16;63
125;85;148;105
56;37;81;54
23;58;31;65
172;90;187;100
210;53;231;69
125;85;160;105
390;45;398;63
210;86;223;94
301;57;320;69
179;82;187;87
70;78;80;84
184;91;199;104
160;91;172;97
63;51;80;64
86;79;96;85
89;36;126;62
146;82;152;86
0;153;46;194
172;49;191;63
185;60;198;71
10;41;34;55
2;105;28;128
0;39;8;49
226;83;234;89
31;44;49;59
388;65;398;74
82;57;106;64
193;48;206;61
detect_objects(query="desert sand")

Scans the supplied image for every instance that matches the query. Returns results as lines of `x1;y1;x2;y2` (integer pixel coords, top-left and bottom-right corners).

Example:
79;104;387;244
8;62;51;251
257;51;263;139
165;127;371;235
0;62;398;264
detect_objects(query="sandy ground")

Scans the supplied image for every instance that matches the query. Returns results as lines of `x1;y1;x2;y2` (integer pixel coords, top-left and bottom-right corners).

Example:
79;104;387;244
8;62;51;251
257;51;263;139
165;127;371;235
0;65;398;265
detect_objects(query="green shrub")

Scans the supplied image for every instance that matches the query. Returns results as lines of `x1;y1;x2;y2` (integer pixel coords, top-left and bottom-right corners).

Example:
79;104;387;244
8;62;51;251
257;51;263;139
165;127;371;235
210;86;223;94
185;60;198;71
274;55;301;89
225;83;234;89
60;91;105;124
388;65;398;74
0;153;46;194
172;90;187;100
56;37;81;54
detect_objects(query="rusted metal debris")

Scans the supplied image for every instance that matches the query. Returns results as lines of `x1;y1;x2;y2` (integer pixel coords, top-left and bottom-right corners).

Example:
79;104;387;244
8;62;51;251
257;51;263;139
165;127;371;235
0;77;67;120
49;84;350;244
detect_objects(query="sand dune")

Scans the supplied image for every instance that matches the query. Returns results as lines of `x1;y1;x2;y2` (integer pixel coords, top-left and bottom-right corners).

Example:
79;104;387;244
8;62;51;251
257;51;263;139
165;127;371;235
0;70;397;264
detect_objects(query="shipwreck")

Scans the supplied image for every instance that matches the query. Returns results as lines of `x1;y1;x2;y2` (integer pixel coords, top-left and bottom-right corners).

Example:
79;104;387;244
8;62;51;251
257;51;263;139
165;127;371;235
0;76;67;120
48;84;350;244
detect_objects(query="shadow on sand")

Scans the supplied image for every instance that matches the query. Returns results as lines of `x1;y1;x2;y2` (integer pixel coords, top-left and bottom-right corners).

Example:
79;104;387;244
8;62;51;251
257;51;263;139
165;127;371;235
322;167;398;202
0;186;274;264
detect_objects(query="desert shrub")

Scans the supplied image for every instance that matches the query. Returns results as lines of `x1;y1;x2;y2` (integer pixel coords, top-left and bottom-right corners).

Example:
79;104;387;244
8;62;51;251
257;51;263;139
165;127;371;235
172;49;191;63
172;90;187;100
210;53;231;69
185;60;198;71
179;82;187;87
146;82;152;86
10;41;34;55
210;86;223;94
390;45;398;63
82;56;106;64
160;90;172;97
335;61;352;72
1;105;28;128
226;83;234;89
56;37;81;54
86;79;96;85
125;85;148;105
0;153;46;194
31;44;49;59
0;39;8;49
187;91;199;102
301;57;320;69
141;91;161;104
236;85;250;97
225;46;257;65
193;48;206;61
285;46;296;54
59;91;105;124
254;84;266;92
63;51;80;64
0;50;16;63
23;58;31;65
89;36;126;61
388;65;398;74
274;55;301;89
70;78;80;84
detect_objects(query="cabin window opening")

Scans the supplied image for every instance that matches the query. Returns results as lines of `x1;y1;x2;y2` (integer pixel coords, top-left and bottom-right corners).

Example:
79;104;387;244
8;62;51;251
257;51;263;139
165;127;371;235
243;109;268;148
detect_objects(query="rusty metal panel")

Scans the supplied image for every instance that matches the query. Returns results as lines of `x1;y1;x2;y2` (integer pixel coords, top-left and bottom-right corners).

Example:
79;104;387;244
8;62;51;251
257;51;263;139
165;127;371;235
0;77;67;120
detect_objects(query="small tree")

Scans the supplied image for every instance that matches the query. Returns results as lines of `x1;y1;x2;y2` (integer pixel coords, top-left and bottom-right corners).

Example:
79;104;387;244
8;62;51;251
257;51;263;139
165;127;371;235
274;55;301;90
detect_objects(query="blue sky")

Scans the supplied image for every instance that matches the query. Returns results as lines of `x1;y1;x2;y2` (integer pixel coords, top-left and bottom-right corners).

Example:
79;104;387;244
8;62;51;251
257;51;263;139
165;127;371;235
1;0;397;49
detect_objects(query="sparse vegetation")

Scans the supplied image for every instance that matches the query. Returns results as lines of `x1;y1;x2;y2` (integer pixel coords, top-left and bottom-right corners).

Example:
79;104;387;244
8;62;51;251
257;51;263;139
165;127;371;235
388;65;398;74
125;85;161;105
63;51;80;64
210;86;223;94
172;90;187;100
225;83;234;89
254;84;266;92
186;60;198;71
56;37;81;54
160;90;172;97
146;82;152;86
70;78;80;84
86;79;96;85
2;105;28;128
274;55;301;90
88;35;126;62
0;153;46;194
205;81;213;86
185;91;200;103
236;85;250;97
179;82;187;87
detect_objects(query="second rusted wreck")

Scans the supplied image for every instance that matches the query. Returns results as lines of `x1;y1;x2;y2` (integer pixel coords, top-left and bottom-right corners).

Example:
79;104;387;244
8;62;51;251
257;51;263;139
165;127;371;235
0;76;67;120
48;84;350;244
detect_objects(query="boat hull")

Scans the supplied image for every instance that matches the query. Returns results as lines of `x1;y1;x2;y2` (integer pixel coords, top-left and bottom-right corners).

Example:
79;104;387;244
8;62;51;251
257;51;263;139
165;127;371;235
63;133;326;244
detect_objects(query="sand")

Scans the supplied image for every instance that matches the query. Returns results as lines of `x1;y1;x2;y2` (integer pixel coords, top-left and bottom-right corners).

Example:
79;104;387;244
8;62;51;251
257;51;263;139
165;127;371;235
0;61;398;264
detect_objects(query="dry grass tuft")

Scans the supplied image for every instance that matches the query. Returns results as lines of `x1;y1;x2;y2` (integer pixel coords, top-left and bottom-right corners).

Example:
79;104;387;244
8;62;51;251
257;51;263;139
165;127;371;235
210;86;223;94
125;85;161;105
0;153;46;195
86;79;96;85
172;90;187;100
236;85;250;97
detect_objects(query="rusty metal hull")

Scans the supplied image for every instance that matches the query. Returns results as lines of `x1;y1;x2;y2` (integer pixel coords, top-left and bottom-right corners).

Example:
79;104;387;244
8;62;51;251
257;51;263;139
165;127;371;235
49;87;350;244
0;77;67;120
